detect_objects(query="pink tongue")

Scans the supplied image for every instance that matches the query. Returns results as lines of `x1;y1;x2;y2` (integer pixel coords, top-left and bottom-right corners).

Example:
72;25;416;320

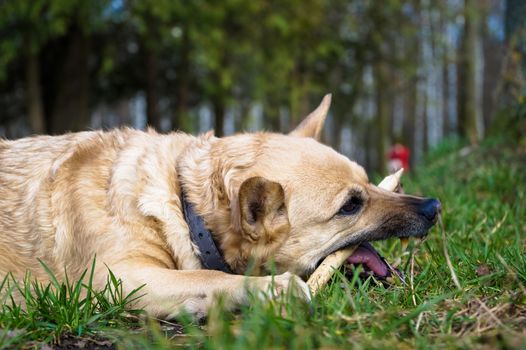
347;242;389;277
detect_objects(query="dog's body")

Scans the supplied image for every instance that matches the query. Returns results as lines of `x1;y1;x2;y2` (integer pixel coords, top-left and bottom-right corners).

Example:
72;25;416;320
0;96;439;318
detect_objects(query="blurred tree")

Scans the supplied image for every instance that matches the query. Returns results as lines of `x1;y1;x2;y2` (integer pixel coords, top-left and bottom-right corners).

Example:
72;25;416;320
504;0;526;99
0;0;73;133
48;1;110;133
457;0;480;145
0;0;111;134
506;0;526;66
190;0;263;136
172;5;192;131
129;0;178;130
0;0;510;170
362;0;420;173
402;0;421;169
498;0;526;139
374;61;389;174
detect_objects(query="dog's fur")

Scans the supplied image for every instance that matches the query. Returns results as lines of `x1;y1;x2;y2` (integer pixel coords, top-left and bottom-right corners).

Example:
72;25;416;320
0;96;436;318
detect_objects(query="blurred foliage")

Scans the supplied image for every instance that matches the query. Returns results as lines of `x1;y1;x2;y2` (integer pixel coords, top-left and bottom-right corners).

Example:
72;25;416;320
0;0;522;170
0;0;108;74
0;0;427;121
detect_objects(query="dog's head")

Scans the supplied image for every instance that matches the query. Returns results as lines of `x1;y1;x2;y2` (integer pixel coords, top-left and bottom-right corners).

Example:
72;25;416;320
183;95;440;277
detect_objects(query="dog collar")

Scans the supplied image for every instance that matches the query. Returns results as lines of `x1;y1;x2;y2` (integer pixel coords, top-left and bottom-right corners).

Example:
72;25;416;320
181;193;233;274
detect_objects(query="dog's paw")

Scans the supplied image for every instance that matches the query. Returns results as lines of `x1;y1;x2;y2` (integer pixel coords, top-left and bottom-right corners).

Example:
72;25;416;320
256;272;311;302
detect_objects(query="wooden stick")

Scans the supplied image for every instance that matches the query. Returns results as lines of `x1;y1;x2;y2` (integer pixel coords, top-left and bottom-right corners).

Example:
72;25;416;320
306;168;404;295
377;168;404;192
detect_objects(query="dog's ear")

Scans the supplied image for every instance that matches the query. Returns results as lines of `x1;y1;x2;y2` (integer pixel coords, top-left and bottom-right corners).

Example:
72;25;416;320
289;94;331;140
238;177;290;243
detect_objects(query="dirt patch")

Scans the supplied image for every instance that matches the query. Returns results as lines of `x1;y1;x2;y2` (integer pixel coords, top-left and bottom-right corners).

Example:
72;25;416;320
50;334;116;350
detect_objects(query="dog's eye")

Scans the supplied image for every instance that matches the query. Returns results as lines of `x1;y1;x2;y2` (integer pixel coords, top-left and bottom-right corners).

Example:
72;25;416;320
338;196;362;216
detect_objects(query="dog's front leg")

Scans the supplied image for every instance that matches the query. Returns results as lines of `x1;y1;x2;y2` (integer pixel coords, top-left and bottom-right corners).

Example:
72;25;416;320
111;265;310;319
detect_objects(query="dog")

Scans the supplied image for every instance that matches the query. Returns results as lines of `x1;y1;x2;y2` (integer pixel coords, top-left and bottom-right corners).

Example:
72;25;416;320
0;95;440;319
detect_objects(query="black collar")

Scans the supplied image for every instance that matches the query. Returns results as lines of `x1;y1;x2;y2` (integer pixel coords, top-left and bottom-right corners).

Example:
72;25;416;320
181;192;233;274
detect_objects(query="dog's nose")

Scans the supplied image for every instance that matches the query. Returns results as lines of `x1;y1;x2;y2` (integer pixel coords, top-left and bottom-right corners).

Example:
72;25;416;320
419;198;441;222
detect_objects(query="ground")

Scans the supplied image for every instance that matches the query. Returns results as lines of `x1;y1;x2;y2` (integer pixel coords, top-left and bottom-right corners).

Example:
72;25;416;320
1;136;525;349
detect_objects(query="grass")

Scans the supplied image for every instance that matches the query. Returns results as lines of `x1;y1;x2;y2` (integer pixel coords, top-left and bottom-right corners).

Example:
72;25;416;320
1;136;525;349
0;259;144;348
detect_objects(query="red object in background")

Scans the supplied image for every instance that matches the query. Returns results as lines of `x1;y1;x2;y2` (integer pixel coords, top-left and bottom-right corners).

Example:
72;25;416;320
388;144;410;171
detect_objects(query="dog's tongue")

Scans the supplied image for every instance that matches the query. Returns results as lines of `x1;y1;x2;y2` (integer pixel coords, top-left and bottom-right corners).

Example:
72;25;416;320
346;242;389;277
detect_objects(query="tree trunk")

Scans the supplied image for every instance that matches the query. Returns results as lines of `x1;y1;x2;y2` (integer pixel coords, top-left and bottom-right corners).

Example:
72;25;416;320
289;72;301;130
374;61;389;174
364;119;373;172
442;59;450;137
50;27;90;134
236;100;250;132
213;97;225;137
145;45;161;130
403;0;421;168
422;94;429;154
332;113;343;152
174;24;190;132
289;66;309;129
264;93;281;132
25;50;45;134
457;0;479;145
388;68;398;142
403;79;417;169
439;7;451;139
505;0;526;44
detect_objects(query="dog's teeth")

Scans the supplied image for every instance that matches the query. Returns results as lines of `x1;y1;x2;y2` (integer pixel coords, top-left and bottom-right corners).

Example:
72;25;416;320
400;237;409;251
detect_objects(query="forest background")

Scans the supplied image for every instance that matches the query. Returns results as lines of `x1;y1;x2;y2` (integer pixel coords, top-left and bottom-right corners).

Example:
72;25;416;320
0;0;525;173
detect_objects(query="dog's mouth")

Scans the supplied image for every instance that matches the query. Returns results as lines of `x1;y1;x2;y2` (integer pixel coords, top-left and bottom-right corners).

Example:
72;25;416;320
311;233;412;282
343;241;411;282
325;203;438;281
346;242;392;277
315;236;419;282
307;196;440;282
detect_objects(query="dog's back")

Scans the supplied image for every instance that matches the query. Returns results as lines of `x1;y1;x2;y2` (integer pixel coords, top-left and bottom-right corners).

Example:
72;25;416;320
0;131;123;280
0;128;201;284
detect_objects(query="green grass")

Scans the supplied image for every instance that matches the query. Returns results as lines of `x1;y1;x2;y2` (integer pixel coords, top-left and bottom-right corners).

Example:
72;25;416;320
1;137;525;349
0;259;144;348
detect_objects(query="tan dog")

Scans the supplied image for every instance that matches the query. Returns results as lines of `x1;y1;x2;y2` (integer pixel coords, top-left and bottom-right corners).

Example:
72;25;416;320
0;95;440;319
